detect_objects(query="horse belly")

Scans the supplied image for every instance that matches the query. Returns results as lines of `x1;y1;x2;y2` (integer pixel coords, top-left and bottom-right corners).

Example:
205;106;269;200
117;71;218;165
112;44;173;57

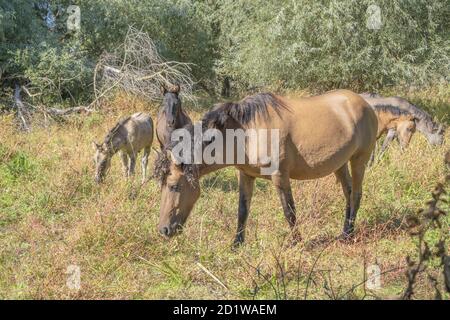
288;141;356;180
287;121;357;179
126;122;153;153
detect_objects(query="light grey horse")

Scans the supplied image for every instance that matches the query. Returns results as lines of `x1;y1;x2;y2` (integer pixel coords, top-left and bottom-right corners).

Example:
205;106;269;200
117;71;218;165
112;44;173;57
360;93;445;154
93;112;154;184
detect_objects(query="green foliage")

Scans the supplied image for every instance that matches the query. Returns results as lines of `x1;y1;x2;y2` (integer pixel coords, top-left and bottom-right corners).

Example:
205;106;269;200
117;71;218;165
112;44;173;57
0;0;95;105
1;0;218;105
0;146;35;183
216;0;450;91
1;0;448;105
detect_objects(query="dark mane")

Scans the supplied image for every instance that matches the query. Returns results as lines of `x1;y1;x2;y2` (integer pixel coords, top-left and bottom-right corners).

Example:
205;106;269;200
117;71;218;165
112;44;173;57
103;116;131;146
363;93;443;133
153;148;173;185
202;92;289;129
372;104;413;118
153;126;199;187
360;92;382;98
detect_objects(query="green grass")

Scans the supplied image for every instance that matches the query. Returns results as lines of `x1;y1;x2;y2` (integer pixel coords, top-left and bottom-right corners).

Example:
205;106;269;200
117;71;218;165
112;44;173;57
0;88;448;299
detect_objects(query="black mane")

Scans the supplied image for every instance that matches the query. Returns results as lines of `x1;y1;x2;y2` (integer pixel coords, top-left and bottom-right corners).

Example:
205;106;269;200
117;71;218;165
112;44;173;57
202;92;289;129
372;104;413;118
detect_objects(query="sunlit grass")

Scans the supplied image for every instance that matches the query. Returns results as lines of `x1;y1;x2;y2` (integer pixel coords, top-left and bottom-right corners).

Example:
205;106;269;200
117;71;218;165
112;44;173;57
0;88;448;299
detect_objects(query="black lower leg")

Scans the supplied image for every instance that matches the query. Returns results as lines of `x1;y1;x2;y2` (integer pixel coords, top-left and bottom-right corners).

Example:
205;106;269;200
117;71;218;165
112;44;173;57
233;172;254;247
234;193;249;246
280;189;296;228
343;192;361;236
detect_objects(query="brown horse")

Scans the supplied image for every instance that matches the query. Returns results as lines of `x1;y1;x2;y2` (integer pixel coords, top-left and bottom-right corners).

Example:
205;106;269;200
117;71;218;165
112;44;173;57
154;90;378;245
368;105;416;165
156;84;192;149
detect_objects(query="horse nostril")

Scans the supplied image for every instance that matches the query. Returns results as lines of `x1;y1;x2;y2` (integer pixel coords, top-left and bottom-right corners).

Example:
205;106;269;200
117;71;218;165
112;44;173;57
160;226;170;236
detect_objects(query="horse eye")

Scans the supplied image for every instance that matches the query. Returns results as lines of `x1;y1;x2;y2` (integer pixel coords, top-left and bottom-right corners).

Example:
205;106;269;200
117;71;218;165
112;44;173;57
169;184;180;192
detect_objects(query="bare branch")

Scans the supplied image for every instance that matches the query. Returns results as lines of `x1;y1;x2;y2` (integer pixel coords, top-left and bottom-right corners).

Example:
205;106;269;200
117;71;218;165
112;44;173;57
94;26;196;107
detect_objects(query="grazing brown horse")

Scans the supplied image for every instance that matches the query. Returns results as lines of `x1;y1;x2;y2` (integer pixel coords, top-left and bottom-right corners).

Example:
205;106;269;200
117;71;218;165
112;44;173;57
154;89;378;245
360;93;445;146
156;84;192;149
374;104;416;152
93;112;154;184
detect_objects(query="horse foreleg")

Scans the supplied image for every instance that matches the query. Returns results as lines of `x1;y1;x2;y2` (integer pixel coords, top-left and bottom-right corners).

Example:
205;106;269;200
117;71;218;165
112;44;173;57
378;128;396;160
233;171;255;247
120;151;129;177
141;147;150;184
272;172;300;241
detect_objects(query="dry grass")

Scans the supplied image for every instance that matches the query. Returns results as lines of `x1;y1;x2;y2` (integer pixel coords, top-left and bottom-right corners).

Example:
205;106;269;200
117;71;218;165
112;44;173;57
0;89;448;299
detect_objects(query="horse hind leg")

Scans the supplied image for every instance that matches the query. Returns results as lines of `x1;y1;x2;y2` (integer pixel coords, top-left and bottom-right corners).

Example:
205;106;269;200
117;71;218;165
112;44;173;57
334;163;352;230
342;152;371;238
141;146;150;184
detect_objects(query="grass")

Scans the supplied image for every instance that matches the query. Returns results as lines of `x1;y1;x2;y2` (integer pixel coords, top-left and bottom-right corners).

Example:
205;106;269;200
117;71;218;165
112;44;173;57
0;89;449;299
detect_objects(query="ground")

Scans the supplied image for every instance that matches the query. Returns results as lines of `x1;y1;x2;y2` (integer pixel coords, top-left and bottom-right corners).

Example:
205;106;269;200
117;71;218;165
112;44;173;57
0;89;449;299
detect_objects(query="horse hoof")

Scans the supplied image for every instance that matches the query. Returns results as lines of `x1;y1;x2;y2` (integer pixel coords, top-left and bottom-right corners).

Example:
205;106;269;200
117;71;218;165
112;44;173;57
231;239;244;250
290;232;302;246
337;232;354;242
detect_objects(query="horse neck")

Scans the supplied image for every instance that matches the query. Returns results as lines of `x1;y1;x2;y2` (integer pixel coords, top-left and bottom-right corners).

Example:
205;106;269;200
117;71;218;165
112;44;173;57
195;124;239;177
159;103;186;125
376;111;397;136
175;106;190;127
104;129;126;155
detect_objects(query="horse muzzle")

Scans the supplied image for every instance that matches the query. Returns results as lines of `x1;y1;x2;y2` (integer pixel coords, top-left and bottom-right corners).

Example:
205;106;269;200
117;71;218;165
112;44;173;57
158;223;182;238
94;175;103;184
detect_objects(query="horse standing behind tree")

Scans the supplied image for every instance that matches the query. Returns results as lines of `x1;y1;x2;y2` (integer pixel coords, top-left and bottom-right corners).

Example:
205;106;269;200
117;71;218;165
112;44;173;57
154;90;378;245
156;84;192;149
93;112;154;184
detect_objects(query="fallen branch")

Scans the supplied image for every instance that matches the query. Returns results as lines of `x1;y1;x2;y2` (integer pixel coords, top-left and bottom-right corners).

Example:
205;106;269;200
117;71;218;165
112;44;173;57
44;106;93;116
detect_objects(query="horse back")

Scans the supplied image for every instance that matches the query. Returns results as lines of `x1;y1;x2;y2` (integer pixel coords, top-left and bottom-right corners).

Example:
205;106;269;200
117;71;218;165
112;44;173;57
124;112;154;152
